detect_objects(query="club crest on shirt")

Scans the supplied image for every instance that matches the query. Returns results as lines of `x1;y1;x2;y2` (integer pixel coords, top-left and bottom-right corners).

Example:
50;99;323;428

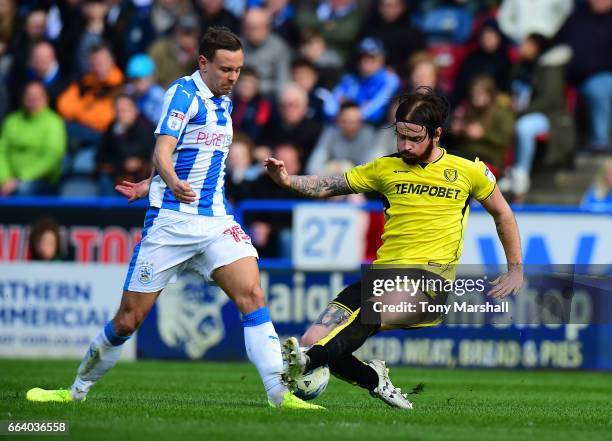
444;168;458;182
167;110;185;131
138;262;154;284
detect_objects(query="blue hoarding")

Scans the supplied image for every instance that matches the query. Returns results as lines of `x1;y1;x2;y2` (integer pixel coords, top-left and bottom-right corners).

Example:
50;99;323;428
137;269;612;370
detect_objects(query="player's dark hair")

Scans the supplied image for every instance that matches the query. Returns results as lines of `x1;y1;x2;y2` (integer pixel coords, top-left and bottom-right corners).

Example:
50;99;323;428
199;26;243;61
393;86;450;140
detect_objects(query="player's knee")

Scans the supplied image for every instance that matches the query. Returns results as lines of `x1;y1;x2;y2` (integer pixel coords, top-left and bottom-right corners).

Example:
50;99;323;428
301;325;330;347
300;333;317;347
235;283;266;313
516;117;535;136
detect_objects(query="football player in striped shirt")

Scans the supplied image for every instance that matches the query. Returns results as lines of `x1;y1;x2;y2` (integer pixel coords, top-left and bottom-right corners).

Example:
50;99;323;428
26;27;321;410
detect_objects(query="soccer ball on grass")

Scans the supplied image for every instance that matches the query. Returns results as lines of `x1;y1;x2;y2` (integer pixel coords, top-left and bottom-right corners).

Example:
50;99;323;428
293;365;330;401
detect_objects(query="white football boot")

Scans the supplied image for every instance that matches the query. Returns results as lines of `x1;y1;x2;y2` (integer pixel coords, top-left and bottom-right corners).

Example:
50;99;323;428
281;337;308;388
368;360;413;409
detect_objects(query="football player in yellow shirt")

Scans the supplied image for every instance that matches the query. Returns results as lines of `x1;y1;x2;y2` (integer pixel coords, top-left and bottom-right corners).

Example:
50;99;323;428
264;87;523;409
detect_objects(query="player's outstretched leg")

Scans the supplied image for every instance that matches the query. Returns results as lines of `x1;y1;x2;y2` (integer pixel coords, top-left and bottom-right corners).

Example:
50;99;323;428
283;308;378;385
300;308;413;409
26;322;128;403
26;291;158;403
328;355;378;389
213;258;323;410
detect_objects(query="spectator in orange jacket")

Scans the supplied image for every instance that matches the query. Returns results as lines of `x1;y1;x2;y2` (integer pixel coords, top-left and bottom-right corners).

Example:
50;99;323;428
57;43;124;159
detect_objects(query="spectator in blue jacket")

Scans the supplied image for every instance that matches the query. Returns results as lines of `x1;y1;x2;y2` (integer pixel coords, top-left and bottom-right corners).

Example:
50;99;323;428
581;158;612;212
332;37;400;125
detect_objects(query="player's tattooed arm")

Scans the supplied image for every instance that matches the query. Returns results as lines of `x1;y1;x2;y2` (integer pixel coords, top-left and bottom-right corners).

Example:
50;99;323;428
264;157;353;198
313;305;350;328
288;175;353;198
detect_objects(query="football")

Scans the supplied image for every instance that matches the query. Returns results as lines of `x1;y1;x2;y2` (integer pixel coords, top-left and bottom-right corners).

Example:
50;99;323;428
293;365;330;401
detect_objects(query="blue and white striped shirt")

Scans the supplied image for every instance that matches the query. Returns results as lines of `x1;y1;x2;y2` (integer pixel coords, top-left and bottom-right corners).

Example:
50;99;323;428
151;71;234;216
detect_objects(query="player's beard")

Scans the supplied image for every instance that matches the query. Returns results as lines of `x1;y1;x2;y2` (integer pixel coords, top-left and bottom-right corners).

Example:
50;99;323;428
399;138;435;165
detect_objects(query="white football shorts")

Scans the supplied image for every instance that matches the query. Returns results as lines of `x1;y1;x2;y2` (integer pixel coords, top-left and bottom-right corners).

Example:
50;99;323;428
123;207;258;293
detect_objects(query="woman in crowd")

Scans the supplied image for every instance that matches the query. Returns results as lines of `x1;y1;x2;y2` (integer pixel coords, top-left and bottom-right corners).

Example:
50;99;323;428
28;217;63;261
450;75;514;175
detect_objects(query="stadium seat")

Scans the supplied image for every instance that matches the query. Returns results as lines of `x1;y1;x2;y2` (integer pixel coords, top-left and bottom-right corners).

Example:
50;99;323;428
59;176;99;197
428;43;469;94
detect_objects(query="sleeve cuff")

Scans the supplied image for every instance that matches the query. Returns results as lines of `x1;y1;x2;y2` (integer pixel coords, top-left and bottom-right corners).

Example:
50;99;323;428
477;184;497;202
156;129;179;139
344;172;357;194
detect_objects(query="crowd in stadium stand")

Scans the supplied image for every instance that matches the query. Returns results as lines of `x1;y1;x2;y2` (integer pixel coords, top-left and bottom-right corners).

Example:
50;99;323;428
0;0;611;211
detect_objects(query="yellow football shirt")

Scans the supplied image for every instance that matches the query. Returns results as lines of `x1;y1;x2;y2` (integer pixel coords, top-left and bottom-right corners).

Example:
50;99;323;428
344;148;496;266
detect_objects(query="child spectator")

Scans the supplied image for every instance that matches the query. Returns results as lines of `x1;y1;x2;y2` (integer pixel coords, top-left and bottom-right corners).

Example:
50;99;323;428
290;58;335;121
405;51;439;92
124;54;165;126
581;158;612;211
298;29;343;90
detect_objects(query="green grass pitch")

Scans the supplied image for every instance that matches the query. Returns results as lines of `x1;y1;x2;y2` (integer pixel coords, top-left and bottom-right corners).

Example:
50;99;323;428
1;359;611;441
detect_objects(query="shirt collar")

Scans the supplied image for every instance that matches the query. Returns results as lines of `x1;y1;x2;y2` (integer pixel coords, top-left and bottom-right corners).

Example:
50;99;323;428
191;70;230;102
191;71;214;99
